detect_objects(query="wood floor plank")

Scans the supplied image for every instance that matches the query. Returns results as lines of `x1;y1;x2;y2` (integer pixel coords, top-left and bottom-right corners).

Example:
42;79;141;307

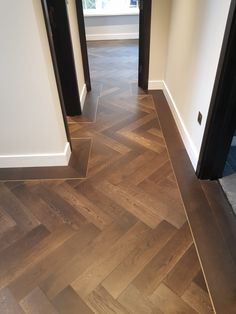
138;179;186;228
20;287;58;314
117;180;184;229
86;285;130;314
97;180;162;228
102;220;176;299
31;184;86;230
0;225;24;253
40;213;136;299
163;244;201;296
0;207;16;235
9;224;99;302
9;225;98;301
11;184;63;232
1;224;75;289
0;185;40;232
0;225;50;288
75;181;125;219
51;182;113;230
0;288;24;314
148;283;197;314
118;284;162;314
133;223;193;296
52;286;93;314
71;222;150;298
182;282;214;314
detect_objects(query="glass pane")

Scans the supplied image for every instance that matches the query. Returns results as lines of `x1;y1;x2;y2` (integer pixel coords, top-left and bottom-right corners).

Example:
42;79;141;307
130;0;137;7
82;0;96;9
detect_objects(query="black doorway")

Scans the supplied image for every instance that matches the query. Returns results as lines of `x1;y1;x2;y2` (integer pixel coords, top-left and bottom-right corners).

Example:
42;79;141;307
76;0;152;92
42;0;81;116
196;0;236;180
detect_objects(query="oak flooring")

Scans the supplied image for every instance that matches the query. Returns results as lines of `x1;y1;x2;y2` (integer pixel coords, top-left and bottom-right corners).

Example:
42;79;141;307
151;90;236;313
0;40;213;313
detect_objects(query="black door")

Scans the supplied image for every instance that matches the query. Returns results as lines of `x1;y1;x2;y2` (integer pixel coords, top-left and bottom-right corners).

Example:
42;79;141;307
42;0;81;116
138;0;152;90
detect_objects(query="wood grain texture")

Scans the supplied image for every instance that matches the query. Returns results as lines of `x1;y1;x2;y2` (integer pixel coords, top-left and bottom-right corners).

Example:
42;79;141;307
0;41;213;313
151;89;236;313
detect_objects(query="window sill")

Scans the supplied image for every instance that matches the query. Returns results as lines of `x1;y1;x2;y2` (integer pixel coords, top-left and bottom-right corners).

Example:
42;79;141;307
83;9;139;17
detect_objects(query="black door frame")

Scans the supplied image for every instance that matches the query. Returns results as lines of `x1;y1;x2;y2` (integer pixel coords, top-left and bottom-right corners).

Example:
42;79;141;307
41;0;72;147
138;0;152;90
75;0;91;92
42;0;82;116
76;0;152;91
196;0;236;179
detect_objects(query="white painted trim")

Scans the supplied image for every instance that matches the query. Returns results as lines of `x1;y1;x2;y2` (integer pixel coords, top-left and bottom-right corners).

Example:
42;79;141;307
162;82;198;169
80;84;87;111
0;142;71;168
148;80;164;90
86;33;139;41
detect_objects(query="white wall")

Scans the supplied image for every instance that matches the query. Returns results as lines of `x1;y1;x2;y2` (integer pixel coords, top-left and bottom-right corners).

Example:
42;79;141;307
67;0;87;109
0;0;70;168
149;0;231;169
148;0;172;89
84;14;139;41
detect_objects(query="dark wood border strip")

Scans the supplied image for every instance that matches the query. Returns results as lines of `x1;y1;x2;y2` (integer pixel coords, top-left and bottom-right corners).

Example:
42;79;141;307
150;90;236;314
0;139;91;181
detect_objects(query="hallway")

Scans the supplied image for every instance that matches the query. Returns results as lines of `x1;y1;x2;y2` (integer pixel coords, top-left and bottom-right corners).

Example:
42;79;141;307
0;40;213;313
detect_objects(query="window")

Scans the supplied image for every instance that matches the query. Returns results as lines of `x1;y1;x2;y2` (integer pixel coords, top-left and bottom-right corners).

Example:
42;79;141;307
82;0;138;15
82;0;96;10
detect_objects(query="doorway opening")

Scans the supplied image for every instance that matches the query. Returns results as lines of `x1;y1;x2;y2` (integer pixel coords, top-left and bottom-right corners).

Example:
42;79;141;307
78;0;151;95
42;0;152;145
83;0;141;102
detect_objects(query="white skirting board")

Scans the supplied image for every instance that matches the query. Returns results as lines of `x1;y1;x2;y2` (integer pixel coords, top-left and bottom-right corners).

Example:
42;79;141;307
149;80;199;169
86;33;139;41
148;80;164;90
80;84;87;111
0;142;71;168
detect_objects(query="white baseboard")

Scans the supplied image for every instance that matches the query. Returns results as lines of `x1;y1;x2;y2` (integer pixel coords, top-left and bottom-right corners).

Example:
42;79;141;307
148;80;164;90
162;82;198;169
0;142;71;168
86;33;139;41
80;84;87;111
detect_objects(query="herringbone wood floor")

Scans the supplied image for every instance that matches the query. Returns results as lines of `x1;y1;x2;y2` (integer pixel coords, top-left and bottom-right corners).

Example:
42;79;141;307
0;40;213;313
